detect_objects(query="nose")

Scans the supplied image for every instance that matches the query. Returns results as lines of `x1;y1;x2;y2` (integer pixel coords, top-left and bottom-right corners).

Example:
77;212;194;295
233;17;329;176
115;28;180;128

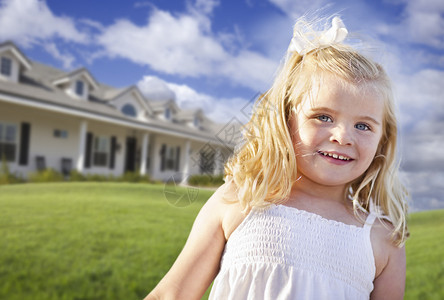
329;125;353;146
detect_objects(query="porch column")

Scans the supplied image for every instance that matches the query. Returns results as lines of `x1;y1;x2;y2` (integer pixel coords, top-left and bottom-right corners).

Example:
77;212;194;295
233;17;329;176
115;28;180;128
140;133;149;175
181;140;191;185
76;120;88;172
214;147;221;175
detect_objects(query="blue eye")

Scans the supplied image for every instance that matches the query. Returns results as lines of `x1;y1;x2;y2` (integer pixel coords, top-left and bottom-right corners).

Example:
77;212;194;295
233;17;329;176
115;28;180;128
317;115;332;122
355;123;370;131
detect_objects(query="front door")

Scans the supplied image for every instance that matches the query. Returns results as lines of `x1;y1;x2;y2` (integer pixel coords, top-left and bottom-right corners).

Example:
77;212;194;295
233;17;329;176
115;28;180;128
125;137;137;172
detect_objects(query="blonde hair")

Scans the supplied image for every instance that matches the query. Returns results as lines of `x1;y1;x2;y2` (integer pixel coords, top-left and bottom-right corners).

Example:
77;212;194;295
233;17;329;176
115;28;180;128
225;28;409;246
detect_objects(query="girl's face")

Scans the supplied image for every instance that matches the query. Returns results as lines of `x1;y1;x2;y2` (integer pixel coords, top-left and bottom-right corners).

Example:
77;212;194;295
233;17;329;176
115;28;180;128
289;75;384;188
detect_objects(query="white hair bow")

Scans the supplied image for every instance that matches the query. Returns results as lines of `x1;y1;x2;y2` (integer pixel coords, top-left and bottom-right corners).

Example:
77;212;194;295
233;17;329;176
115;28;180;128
287;16;348;56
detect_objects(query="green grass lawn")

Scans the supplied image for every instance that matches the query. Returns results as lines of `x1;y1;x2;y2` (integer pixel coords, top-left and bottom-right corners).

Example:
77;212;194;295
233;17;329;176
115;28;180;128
405;209;444;300
0;182;214;300
0;183;443;299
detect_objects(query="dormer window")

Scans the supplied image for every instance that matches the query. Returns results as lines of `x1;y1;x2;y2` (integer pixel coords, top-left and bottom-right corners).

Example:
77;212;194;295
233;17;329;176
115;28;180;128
52;68;98;100
122;104;137;117
0;43;32;83
165;108;171;120
1;57;12;76
75;80;84;97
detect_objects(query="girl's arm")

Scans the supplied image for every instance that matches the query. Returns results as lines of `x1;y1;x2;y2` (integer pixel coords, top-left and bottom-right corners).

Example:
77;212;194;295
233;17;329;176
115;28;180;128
144;183;234;300
370;222;406;300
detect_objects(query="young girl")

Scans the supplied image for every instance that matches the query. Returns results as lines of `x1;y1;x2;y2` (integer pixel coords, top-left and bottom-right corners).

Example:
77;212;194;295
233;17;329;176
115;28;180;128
145;16;409;300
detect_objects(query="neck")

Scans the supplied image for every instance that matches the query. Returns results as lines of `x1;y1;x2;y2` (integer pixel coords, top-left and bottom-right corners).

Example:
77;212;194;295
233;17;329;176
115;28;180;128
289;175;349;206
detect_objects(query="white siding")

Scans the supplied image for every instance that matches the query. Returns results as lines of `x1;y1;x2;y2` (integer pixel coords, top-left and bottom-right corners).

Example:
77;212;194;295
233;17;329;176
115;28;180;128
0;102;78;177
0;100;231;181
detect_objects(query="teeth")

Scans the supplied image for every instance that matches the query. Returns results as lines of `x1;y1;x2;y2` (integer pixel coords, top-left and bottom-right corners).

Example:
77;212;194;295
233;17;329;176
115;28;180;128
319;151;351;161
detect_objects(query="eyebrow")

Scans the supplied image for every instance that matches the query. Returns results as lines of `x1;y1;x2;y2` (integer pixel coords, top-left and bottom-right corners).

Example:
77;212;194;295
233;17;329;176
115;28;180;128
310;107;381;125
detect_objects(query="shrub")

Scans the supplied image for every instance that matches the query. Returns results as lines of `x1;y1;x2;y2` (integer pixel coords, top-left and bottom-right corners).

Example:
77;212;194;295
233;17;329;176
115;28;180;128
28;169;64;183
84;173;109;182
63;170;151;183
0;154;23;184
118;172;151;183
69;170;86;181
188;174;224;187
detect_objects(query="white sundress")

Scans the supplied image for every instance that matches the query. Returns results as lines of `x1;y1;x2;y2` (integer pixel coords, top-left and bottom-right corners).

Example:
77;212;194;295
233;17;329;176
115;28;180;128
209;204;377;300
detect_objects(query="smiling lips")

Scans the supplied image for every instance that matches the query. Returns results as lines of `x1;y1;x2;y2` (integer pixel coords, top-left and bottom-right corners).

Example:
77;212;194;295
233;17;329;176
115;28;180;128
317;150;353;161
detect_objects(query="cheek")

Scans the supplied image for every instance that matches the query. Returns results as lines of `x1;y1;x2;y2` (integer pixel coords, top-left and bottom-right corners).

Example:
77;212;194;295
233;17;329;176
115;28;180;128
359;136;381;163
296;123;322;146
288;115;301;145
291;126;311;150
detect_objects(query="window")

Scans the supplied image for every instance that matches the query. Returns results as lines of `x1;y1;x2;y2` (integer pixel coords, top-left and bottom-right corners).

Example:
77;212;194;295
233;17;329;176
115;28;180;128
92;136;109;167
165;146;176;170
165;108;171;120
161;144;180;171
194;117;200;128
0;123;17;161
75;80;84;96
1;57;12;76
121;104;137;117
54;129;68;138
199;147;215;174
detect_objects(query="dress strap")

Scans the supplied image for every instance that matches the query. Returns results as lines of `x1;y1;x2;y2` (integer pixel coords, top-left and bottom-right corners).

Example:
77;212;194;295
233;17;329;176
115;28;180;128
363;213;377;233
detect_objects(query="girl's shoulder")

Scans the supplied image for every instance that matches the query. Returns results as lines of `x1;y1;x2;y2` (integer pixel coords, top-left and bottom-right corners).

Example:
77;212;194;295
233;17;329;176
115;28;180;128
370;217;406;298
207;181;250;241
370;217;404;278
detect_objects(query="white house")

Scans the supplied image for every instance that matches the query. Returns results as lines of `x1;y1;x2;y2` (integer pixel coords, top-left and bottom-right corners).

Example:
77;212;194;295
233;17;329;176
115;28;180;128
0;41;237;182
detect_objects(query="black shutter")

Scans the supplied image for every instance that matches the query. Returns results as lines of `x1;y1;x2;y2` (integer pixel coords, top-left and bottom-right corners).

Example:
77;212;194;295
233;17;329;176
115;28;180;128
19;122;31;165
160;144;166;171
109;136;116;169
84;132;93;168
175;146;180;171
146;145;150;170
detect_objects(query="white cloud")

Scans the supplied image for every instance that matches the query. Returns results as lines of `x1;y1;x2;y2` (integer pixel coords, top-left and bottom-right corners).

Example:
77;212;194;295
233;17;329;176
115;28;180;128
393;69;444;127
220;50;277;91
137;76;176;101
192;0;220;15
96;3;278;91
0;0;89;47
137;75;252;123
43;43;76;69
393;67;444;210
376;0;444;49
166;82;213;110
168;82;251;123
97;10;226;77
79;18;105;32
401;171;444;211
404;0;444;48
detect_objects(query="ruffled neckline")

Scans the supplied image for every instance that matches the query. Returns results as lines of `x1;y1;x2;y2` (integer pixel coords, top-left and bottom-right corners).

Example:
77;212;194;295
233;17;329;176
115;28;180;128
267;204;368;231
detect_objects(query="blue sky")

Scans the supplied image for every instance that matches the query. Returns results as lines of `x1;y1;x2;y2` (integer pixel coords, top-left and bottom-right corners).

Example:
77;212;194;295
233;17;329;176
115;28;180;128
0;0;443;211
